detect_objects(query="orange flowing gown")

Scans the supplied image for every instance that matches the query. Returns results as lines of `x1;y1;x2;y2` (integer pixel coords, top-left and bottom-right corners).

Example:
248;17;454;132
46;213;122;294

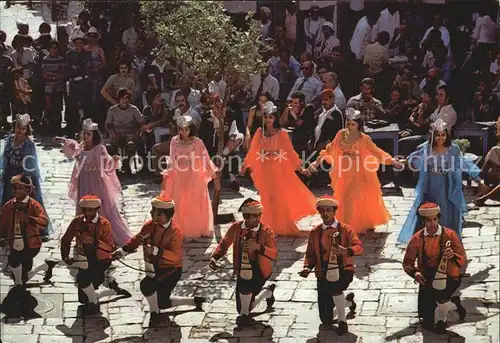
319;129;392;234
244;128;317;236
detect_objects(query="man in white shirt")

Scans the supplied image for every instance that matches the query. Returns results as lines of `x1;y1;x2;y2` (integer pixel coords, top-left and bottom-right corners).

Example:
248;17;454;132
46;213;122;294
248;68;280;103
471;7;497;69
376;4;400;42
304;6;326;56
172;92;201;129
420;15;450;49
350;11;380;61
315;22;340;63
122;18;140;54
169;75;201;110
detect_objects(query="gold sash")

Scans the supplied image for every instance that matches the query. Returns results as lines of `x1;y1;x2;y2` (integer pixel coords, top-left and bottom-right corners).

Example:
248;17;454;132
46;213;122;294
12;215;24;251
326;231;340;282
240;233;253;280
432;240;451;290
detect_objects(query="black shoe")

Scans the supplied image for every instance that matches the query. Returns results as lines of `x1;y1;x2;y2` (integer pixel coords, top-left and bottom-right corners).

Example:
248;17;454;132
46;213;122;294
265;284;276;308
194;296;205;311
229;180;240;192
83;302;100;315
108;280;131;298
346;292;356;313
434;320;446;334
41;235;51;243
236;314;254;327
336;321;348;335
451;296;466;321
149;312;162;327
43;259;58;282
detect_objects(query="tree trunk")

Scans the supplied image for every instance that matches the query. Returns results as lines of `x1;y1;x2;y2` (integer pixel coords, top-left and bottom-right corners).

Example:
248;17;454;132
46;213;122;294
211;85;231;222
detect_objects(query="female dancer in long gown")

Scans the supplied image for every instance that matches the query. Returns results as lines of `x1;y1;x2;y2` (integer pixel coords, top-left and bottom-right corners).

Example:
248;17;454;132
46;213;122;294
53;119;132;246
160;115;218;238
0;114;53;240
307;109;402;235
398;119;482;243
241;101;316;236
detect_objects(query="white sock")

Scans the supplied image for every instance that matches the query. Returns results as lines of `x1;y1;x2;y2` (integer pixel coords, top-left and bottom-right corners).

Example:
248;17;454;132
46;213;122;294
81;284;98;304
11;265;23;286
97;289;116;298
435;301;451;323
27;263;47;281
449;302;457;311
146;292;160;314
229;174;237;182
333;294;346;322
170;296;195;307
251;288;272;310
239;293;252;316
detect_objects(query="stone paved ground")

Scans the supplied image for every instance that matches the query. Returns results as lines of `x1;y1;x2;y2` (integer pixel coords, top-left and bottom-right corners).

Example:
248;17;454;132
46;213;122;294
0;3;499;343
0;134;498;343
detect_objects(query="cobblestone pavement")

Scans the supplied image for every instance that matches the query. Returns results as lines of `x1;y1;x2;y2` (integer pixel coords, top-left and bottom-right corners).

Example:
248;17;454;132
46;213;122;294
0;134;498;343
0;0;81;43
0;4;499;343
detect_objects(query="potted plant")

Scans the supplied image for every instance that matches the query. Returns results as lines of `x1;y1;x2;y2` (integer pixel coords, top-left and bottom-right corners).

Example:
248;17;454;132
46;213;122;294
453;139;471;155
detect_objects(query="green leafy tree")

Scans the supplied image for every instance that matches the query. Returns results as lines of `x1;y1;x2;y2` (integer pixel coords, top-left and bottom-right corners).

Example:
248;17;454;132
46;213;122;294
141;1;267;220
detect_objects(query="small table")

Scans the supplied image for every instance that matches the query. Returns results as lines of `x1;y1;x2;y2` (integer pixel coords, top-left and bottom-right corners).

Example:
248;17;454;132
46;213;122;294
454;122;495;157
364;123;400;157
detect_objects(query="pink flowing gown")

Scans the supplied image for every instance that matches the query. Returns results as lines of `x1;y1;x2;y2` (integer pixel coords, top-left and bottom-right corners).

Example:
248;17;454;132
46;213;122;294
62;139;132;246
160;136;216;238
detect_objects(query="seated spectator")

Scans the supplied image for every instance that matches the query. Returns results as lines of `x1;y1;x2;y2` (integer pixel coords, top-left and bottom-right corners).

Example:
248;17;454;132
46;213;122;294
321;72;346;111
419;67;446;90
105;88;145;174
280;91;315;153
429;85;456;133
277;49;301;101
474;133;500;206
287;61;322;104
346;77;385;122
172;92;201;129
101;59;135;106
473;77;498;122
245;91;271;150
314;22;340;66
142;89;174;157
247;66;279;103
385;87;408;125
400;86;437;138
393;67;421;106
169;75;201;110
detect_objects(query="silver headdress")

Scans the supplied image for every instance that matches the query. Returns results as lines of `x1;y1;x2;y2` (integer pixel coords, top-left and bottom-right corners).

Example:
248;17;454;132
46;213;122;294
263;101;277;115
176;115;193;128
17;114;31;126
345;108;361;121
82;118;99;131
431;119;447;133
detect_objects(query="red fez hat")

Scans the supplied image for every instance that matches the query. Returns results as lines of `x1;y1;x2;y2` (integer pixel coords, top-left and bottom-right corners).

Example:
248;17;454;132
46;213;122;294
316;195;339;208
320;88;335;99
418;202;440;217
79;195;102;208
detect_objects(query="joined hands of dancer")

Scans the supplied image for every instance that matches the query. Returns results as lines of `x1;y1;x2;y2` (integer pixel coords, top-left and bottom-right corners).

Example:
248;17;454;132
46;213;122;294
53;136;121;162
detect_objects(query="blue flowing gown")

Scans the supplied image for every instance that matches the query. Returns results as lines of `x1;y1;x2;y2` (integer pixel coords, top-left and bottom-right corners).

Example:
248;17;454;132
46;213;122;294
0;134;53;236
398;142;480;244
